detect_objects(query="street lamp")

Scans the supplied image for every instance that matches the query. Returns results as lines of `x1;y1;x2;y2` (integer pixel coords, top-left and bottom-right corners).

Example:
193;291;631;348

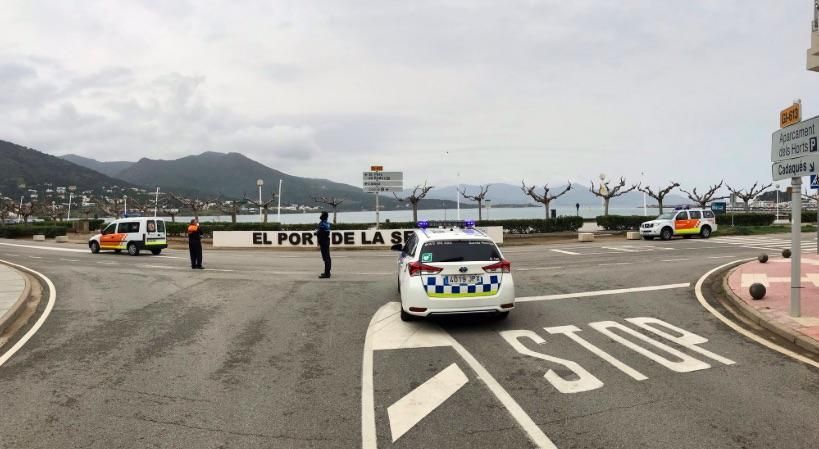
123;195;128;218
775;183;780;220
67;192;73;221
599;173;607;215
257;179;264;223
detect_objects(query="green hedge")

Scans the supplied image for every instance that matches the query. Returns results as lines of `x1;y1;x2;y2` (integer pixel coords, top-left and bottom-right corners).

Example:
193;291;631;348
716;213;775;226
478;217;584;233
596;215;656;231
0;225;68;238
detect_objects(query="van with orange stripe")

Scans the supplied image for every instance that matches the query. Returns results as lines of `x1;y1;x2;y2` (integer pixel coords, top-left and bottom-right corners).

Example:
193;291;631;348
639;207;717;241
89;217;168;256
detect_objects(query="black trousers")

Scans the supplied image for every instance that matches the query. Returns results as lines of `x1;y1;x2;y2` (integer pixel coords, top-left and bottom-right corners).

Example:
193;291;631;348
189;241;203;267
319;243;331;274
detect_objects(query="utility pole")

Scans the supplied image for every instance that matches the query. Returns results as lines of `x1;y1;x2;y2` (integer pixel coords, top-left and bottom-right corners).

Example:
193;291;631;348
277;179;282;223
154;187;160;218
257;179;264;223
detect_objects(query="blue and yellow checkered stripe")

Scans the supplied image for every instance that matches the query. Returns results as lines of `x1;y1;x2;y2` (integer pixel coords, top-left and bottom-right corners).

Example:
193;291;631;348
423;275;501;298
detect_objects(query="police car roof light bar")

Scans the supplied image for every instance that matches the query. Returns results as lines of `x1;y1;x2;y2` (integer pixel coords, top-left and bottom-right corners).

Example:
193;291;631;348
464;219;476;228
417;220;430;229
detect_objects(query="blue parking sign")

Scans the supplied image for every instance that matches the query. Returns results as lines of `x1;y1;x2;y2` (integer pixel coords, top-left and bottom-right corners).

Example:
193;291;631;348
811;175;819;190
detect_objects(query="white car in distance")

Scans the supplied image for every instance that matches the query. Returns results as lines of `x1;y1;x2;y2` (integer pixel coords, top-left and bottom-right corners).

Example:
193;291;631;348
391;221;515;322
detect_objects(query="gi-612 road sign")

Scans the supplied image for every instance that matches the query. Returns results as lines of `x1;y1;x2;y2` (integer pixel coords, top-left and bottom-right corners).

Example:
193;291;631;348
771;115;819;162
363;171;403;192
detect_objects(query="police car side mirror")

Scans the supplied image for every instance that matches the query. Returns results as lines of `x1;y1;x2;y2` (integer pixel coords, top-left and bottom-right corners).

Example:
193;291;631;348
390;244;403;252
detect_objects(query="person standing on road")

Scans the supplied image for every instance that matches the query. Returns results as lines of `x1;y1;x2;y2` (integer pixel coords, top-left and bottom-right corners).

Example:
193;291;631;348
187;218;204;270
317;211;331;278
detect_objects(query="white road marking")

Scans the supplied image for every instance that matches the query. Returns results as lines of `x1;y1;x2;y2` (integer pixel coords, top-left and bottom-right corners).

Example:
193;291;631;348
6;253;19;256
694;260;819;369
597;262;632;266
60;258;80;262
153;255;184;259
661;258;690;262
589;321;711;372
550;249;580;255
0;242;87;253
601;246;638;252
0;260;57;368
96;261;117;265
626;317;735;365
516;283;690;303
28;256;42;259
362;302;557;449
544;325;648;381
387;363;468;442
515;266;563;272
708;255;738;259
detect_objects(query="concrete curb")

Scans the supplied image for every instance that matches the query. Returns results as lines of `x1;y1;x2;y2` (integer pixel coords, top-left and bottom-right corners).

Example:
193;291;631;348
0;263;32;336
721;264;819;356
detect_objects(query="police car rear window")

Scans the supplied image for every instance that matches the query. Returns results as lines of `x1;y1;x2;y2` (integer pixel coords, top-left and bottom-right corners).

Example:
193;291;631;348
703;210;715;218
157;220;165;233
419;240;501;263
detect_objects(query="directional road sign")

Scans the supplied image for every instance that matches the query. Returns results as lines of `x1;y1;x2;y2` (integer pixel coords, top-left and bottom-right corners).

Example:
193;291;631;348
772;154;819;181
771;115;819;163
363;171;403;192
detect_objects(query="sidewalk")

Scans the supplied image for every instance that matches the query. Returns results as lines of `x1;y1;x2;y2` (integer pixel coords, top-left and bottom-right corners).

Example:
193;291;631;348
726;256;819;355
0;263;30;334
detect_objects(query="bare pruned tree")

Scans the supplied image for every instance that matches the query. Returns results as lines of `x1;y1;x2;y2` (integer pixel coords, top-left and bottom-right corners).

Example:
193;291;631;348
98;196;125;219
459;185;491;220
169;193;217;220
0;198;14;225
12;201;36;224
521;181;572;220
638;182;680;214
393;182;434;222
42;201;65;221
244;192;277;223
311;196;345;224
127;197;155;216
218;199;246;223
589;177;638;216
680;181;728;208
726;182;773;212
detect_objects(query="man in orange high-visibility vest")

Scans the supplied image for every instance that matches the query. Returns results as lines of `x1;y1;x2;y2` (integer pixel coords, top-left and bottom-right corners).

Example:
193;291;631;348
187;218;204;269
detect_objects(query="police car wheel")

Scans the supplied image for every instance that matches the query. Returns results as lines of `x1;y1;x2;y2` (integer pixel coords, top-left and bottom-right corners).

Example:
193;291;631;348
700;226;712;239
151;249;162;255
127;242;140;256
90;241;100;254
660;228;673;241
400;308;416;322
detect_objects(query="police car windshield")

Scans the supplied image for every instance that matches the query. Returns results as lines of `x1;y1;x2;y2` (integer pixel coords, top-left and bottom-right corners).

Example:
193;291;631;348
657;213;675;220
420;240;501;263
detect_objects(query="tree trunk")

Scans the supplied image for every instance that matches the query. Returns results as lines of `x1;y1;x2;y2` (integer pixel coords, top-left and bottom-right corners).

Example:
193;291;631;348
477;200;483;221
604;198;610;216
264;207;269;223
657;198;664;214
543;199;551;220
231;212;237;223
412;202;418;222
743;200;750;212
332;207;338;224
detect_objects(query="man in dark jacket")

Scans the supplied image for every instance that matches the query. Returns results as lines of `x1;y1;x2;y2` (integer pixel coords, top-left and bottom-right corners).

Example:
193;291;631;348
187;218;204;269
317;211;331;278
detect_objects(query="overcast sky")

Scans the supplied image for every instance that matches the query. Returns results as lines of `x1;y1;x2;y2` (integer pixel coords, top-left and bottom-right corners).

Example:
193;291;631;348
1;1;817;190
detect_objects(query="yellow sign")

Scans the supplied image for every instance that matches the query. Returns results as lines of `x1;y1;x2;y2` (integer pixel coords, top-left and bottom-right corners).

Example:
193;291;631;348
780;103;801;128
370;165;383;172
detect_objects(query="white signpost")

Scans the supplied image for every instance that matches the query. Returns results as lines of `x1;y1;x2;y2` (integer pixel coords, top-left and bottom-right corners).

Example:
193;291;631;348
363;168;403;229
771;102;805;317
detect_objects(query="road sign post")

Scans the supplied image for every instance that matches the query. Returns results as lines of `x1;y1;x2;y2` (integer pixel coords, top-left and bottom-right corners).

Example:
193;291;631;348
772;101;805;317
363;169;403;229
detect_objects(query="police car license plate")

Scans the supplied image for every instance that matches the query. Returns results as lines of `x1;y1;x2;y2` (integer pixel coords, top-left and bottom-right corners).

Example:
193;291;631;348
445;275;483;285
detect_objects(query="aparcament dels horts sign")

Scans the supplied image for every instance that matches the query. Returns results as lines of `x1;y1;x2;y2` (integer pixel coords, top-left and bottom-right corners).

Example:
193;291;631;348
771;114;819;181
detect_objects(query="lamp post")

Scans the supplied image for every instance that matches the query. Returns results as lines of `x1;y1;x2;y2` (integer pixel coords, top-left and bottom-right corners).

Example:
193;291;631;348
154;186;160;218
599;173;607;215
277;179;283;223
123;195;128;218
18;196;23;224
775;183;780;220
67;192;73;221
257;179;264;223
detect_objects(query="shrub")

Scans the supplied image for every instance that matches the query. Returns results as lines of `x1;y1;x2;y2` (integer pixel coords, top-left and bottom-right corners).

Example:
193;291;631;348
715;213;775;226
596;215;656;231
0;225;68;238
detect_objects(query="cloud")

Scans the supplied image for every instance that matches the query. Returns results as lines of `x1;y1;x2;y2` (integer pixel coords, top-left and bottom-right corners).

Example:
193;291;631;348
0;0;817;191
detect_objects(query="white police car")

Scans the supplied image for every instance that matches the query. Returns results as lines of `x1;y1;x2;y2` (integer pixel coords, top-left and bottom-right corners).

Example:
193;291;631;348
391;221;515;321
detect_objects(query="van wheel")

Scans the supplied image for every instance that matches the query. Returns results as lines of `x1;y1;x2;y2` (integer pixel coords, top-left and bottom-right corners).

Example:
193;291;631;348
90;241;100;254
127;242;140;256
151;249;162;255
700;226;712;239
660;227;673;241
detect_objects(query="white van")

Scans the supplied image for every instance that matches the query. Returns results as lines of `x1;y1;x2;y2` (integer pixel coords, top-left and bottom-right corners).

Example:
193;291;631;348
89;217;168;256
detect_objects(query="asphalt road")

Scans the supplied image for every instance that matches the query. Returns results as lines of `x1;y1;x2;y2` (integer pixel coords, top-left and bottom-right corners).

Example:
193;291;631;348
0;234;818;449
